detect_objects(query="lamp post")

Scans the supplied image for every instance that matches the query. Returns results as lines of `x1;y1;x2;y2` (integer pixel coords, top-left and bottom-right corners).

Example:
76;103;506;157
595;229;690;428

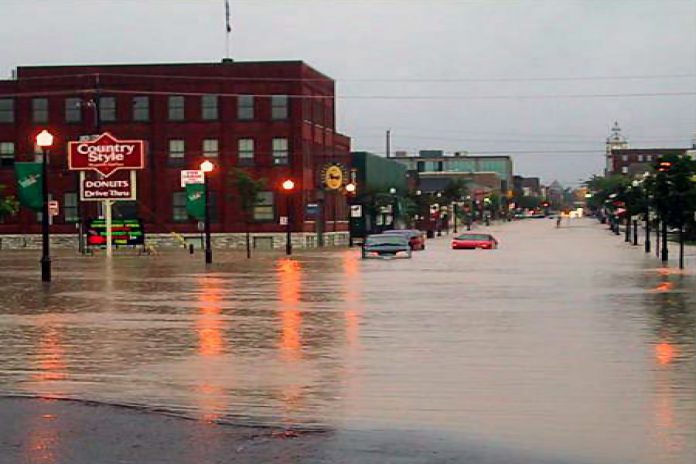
36;130;54;282
345;182;356;247
435;192;442;236
282;179;295;255
641;173;651;254
389;187;397;230
452;202;458;233
200;160;214;264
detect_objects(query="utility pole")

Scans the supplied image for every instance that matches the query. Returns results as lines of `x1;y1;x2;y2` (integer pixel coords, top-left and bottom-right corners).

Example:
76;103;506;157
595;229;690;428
386;129;391;158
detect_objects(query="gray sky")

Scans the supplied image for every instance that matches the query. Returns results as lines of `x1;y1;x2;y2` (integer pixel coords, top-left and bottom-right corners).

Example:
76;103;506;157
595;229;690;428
1;0;695;185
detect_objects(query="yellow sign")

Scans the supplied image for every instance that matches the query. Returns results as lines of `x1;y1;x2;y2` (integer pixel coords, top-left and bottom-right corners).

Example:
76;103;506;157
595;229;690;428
322;164;344;190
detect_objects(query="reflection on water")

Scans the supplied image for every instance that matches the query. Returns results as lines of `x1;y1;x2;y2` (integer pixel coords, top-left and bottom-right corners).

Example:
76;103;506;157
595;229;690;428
0;219;695;464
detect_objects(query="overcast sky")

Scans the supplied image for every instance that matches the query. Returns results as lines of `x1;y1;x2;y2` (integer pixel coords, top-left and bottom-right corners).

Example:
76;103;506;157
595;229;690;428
1;0;695;185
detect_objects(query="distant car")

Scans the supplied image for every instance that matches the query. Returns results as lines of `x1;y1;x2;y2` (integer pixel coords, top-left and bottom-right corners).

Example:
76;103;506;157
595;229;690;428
381;229;426;250
451;233;498;250
362;234;412;259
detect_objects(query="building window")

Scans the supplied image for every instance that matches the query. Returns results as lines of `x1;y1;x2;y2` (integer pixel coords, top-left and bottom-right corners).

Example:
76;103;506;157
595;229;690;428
253;191;275;221
621;155;628;162
172;191;188;222
271;95;288;120
0;142;15;168
168;139;185;166
201;95;218;120
238;138;254;165
203;139;219;158
65;97;82;123
0;99;14;123
238;95;254;120
32;98;48;123
133;96;149;121
638;154;644;162
168;95;185;121
417;161;425;172
272;138;288;165
621;166;628;174
437;161;444;172
99;96;116;122
64;192;79;223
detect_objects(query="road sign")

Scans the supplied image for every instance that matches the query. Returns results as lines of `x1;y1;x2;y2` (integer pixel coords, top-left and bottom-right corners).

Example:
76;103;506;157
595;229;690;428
181;170;204;188
305;202;319;218
68;132;144;177
48;200;59;217
350;205;362;218
279;216;288;225
80;170;137;201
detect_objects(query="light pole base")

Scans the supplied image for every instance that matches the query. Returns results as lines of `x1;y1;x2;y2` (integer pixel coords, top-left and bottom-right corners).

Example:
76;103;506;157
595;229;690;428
205;249;212;264
41;256;51;282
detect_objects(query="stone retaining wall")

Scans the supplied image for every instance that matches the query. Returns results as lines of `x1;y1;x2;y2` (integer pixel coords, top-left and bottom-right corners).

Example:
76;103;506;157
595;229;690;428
0;232;349;251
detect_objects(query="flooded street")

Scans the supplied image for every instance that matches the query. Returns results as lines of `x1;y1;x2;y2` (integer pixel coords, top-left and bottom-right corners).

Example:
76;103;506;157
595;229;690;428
1;218;695;463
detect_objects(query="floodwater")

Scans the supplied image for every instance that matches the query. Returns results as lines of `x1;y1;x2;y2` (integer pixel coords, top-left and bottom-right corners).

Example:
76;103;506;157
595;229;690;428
0;218;694;464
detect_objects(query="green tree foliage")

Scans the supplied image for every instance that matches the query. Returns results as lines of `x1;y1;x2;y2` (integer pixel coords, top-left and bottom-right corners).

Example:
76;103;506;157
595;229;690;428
441;179;469;203
228;168;266;258
0;184;19;219
583;175;630;211
517;195;542;209
652;154;696;228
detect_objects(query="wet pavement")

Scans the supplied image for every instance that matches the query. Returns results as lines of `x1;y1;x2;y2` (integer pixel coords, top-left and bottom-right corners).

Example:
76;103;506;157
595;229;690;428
0;218;695;463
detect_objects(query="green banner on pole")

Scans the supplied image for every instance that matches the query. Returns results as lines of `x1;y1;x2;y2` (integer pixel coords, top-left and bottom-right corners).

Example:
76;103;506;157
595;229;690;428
185;183;205;220
14;162;43;212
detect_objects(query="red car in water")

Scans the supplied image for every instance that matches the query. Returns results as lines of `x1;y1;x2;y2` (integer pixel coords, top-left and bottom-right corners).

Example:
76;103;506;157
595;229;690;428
451;233;498;250
381;229;426;250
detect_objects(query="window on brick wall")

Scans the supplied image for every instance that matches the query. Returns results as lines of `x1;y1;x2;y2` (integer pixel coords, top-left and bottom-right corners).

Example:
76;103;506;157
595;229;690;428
0;99;14;123
99;96;116;122
253;191;275;221
238;138;254;166
168;139;185;167
65;97;82;123
201;95;218;120
32;98;48;123
272;137;288;165
168;96;185;121
238;95;254;120
64;192;79;223
0;142;15;168
133;96;149;121
271;95;288;120
203;139;219;158
172;192;188;222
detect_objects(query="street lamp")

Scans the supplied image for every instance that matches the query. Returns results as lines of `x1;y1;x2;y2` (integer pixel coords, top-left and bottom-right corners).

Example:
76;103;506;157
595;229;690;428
389;187;397;230
36;130;54;282
200;160;214;264
282;179;295;255
436;192;442;236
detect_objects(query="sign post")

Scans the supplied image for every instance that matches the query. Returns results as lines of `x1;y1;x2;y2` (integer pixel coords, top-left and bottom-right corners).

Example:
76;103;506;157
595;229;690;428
68;133;145;256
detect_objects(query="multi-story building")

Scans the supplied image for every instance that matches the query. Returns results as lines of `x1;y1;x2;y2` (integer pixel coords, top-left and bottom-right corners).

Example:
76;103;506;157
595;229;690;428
391;151;514;194
0;60;351;248
605;122;689;177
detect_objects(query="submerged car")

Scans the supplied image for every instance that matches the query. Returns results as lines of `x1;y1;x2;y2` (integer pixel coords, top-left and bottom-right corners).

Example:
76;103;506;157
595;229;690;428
362;234;412;259
381;229;426;250
451;233;498;250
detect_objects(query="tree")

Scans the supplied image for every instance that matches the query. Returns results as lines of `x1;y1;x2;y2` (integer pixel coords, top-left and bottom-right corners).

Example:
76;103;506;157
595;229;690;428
441;179;469;203
583;174;630;212
228;168;266;258
0;184;19;219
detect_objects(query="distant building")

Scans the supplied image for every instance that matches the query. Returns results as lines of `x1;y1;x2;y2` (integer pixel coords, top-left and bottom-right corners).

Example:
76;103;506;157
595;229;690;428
513;175;542;198
605;122;689;177
390;152;513;194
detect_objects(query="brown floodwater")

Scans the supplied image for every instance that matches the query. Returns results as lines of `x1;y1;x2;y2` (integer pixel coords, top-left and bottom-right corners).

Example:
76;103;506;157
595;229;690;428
0;218;694;463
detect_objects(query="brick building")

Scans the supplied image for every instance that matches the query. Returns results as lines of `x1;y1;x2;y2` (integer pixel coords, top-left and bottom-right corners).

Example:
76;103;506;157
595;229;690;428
0;60;351;248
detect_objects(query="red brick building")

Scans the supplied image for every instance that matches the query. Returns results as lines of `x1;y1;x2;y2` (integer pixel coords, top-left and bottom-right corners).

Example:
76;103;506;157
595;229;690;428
0;60;351;247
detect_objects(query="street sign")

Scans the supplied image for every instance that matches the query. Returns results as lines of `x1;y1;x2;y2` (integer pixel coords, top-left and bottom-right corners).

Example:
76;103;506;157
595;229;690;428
279;216;288;225
181;170;204;188
305;202;319;218
350;204;362;218
48;200;59;217
68;132;145;177
80;170;137;201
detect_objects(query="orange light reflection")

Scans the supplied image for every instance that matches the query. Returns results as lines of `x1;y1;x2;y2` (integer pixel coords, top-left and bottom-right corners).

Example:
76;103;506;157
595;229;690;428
278;259;303;360
656;342;676;366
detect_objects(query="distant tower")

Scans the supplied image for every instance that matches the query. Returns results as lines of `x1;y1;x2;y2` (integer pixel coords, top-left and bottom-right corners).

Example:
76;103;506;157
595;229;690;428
605;121;629;175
